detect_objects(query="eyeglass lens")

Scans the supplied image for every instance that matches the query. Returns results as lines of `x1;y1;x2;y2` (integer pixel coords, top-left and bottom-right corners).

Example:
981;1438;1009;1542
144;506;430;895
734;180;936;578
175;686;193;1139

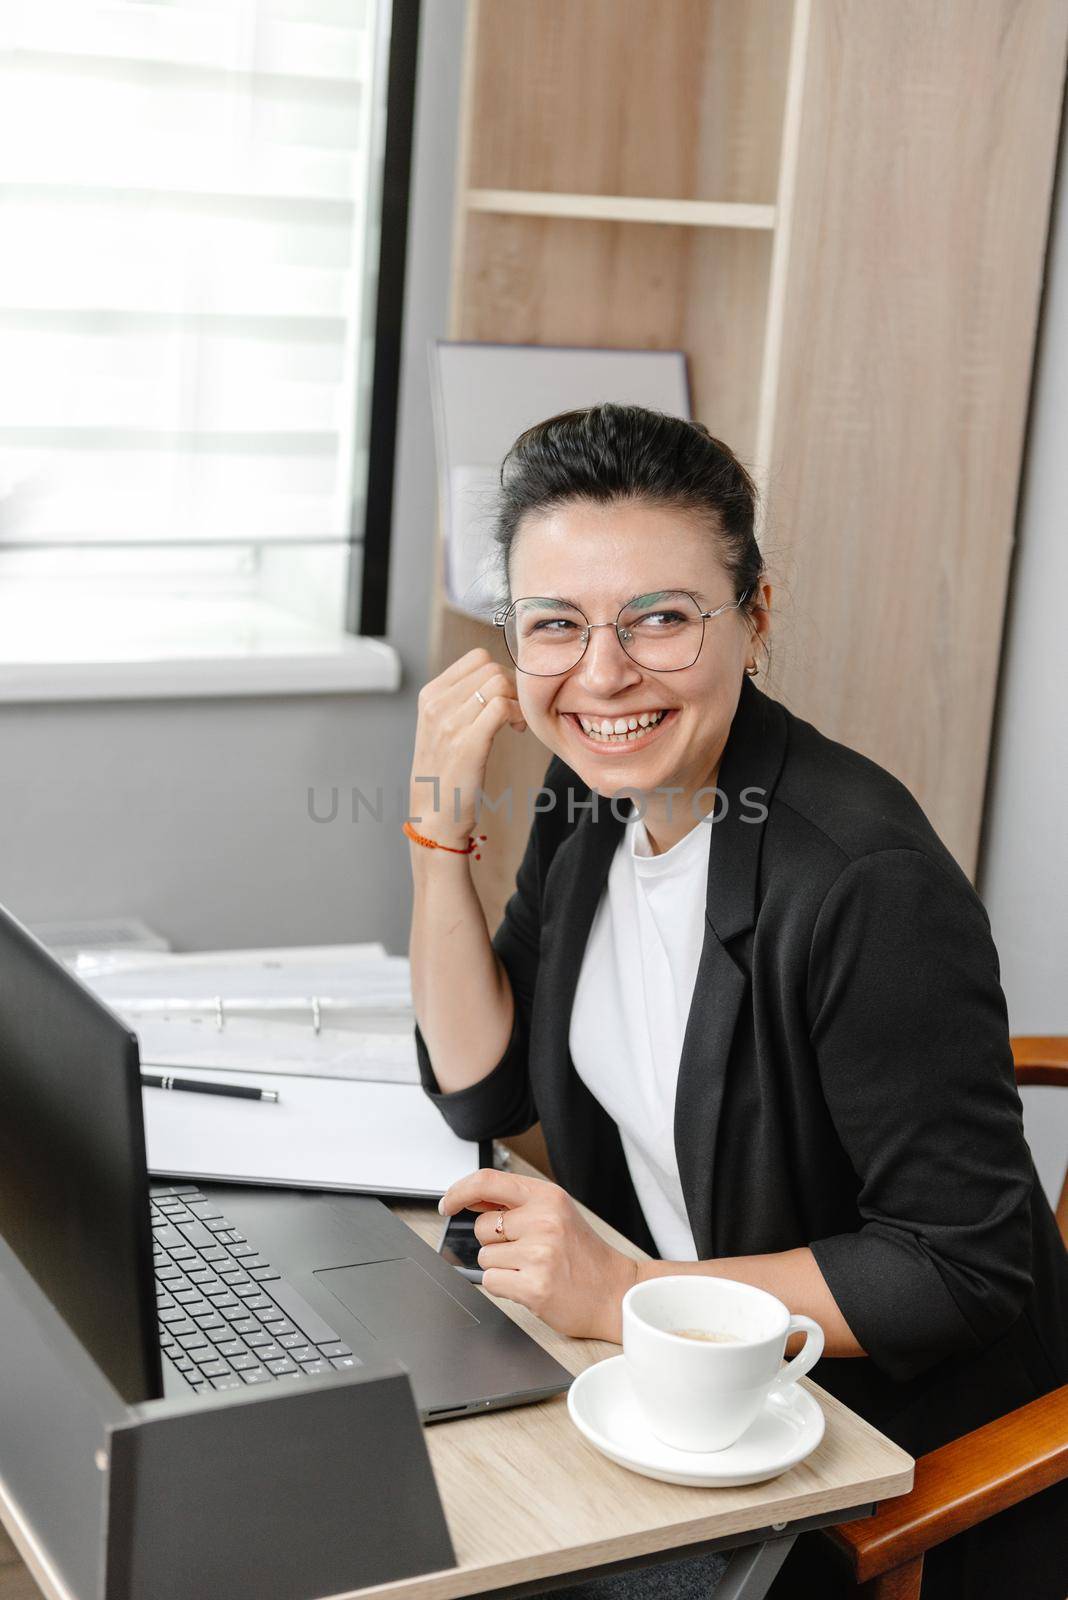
504;592;707;676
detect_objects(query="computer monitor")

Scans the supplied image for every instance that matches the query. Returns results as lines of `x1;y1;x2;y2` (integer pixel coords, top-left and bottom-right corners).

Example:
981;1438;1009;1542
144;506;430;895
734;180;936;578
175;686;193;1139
0;904;162;1402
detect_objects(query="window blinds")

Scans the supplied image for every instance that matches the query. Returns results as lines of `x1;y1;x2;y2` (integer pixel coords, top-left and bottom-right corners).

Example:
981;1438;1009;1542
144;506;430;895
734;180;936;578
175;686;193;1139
0;0;384;580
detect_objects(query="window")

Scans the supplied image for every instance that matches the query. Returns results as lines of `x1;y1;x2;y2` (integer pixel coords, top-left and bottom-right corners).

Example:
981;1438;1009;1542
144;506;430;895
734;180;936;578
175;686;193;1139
0;0;416;696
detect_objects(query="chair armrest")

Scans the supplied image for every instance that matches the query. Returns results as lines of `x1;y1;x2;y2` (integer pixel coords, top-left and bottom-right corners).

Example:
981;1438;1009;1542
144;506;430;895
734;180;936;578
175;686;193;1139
1012;1035;1068;1088
823;1385;1068;1583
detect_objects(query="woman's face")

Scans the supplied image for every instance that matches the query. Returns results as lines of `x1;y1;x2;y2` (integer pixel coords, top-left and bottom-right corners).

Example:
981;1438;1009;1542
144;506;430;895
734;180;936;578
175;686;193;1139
507;499;771;825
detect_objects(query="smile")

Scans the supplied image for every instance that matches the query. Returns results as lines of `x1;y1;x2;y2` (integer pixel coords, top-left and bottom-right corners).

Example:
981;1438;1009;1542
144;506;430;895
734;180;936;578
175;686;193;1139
564;710;677;750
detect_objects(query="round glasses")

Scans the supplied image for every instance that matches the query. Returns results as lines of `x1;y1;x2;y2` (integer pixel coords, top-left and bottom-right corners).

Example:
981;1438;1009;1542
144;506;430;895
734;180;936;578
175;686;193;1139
493;588;751;677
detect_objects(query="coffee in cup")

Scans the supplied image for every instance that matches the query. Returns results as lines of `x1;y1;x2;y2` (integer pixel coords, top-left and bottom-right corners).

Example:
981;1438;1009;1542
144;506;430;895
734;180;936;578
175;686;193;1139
669;1328;740;1343
622;1276;824;1452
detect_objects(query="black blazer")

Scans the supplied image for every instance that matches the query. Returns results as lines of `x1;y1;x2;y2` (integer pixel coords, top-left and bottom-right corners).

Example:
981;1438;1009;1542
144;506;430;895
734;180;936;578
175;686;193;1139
415;677;1068;1597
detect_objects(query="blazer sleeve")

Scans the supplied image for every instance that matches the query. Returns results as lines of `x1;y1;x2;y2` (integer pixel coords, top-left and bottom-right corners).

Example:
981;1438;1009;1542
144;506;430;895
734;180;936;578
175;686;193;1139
413;808;543;1143
805;846;1034;1385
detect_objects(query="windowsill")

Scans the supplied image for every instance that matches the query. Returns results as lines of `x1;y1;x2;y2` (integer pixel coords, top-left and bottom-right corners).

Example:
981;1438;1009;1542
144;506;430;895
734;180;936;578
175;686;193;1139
0;593;402;703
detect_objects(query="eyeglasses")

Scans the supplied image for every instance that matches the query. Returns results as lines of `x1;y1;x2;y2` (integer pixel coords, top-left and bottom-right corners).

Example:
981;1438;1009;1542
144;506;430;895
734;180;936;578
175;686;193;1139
493;588;752;677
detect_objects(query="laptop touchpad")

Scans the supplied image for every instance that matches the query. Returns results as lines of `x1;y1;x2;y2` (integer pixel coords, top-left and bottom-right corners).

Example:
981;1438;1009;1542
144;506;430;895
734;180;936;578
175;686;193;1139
314;1258;481;1340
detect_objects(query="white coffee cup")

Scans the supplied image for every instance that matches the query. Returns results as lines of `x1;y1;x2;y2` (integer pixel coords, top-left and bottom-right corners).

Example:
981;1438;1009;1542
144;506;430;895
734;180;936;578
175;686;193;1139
621;1275;824;1453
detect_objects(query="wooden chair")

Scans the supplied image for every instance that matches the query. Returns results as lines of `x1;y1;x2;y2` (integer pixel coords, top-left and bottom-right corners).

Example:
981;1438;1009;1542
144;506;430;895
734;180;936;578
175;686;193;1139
821;1037;1068;1598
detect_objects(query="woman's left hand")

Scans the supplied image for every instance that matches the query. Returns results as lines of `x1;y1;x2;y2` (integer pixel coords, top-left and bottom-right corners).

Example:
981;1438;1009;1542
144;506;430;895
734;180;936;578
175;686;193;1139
439;1169;638;1342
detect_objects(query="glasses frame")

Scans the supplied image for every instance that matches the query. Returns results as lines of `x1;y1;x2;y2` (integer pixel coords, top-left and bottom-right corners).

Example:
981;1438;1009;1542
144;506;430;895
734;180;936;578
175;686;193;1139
492;587;753;676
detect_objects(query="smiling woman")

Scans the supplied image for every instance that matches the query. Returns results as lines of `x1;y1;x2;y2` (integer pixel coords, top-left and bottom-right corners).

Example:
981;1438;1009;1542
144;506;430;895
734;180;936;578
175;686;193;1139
493;502;767;853
407;404;1068;1600
488;407;770;855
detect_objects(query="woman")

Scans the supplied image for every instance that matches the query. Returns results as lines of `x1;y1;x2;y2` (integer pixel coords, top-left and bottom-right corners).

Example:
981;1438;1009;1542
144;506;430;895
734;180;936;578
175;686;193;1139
406;405;1068;1599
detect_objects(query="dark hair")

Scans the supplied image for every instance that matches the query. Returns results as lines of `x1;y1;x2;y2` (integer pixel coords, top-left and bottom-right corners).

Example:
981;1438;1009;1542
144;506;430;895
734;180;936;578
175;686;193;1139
493;403;765;624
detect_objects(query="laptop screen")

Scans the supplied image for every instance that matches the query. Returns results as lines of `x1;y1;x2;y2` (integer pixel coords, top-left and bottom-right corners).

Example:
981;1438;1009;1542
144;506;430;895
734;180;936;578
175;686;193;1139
0;905;161;1402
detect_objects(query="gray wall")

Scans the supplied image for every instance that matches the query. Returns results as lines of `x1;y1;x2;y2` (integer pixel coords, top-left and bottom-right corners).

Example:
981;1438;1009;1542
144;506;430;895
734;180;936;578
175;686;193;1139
0;0;467;958
978;103;1068;1212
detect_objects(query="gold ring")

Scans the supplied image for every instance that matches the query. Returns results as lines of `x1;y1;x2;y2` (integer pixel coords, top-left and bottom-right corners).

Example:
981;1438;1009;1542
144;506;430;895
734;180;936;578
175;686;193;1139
494;1210;506;1237
474;688;488;707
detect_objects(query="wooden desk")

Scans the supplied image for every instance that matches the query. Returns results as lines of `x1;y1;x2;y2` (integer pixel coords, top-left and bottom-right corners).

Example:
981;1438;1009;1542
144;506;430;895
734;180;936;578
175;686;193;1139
0;1157;914;1600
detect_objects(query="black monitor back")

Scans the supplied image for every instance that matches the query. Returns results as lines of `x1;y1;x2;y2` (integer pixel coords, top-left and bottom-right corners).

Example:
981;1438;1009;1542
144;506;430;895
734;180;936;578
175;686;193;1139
0;905;160;1402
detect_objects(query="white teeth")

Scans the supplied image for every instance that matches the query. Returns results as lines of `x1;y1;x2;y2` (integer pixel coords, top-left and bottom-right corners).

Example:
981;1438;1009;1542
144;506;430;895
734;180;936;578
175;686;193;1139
575;710;668;742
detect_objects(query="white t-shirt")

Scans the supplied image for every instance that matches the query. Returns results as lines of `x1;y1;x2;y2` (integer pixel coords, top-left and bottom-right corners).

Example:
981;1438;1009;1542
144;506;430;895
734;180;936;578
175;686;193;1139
569;801;711;1260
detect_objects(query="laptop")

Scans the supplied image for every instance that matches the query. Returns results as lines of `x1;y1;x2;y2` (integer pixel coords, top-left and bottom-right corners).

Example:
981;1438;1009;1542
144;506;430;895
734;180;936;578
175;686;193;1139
0;903;573;1419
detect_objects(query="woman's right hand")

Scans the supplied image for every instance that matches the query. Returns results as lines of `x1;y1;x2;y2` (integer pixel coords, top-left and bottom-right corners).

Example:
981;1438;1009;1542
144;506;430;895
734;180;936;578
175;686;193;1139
409;648;527;848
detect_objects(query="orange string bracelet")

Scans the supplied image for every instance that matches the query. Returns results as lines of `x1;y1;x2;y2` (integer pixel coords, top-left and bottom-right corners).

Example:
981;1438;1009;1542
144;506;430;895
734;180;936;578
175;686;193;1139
402;820;487;860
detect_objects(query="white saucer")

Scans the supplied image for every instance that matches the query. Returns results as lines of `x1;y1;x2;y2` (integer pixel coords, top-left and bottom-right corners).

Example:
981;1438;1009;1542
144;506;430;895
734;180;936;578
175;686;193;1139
567;1356;825;1488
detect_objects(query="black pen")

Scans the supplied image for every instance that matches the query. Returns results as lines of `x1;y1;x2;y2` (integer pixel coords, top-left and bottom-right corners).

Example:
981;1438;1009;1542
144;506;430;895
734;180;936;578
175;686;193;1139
141;1072;279;1103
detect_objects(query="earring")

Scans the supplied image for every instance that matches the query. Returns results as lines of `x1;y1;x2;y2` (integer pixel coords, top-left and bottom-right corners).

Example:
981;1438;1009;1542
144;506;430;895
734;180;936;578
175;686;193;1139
745;661;759;677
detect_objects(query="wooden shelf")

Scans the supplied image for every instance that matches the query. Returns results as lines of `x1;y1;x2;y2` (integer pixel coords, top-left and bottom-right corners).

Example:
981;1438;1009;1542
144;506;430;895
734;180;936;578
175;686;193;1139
465;190;776;231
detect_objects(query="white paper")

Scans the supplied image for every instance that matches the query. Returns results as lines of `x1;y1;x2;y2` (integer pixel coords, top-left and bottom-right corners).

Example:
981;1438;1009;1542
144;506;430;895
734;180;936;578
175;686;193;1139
83;948;411;1009
137;1014;420;1083
142;1068;478;1198
447;463;504;616
430;342;692;620
74;942;389;976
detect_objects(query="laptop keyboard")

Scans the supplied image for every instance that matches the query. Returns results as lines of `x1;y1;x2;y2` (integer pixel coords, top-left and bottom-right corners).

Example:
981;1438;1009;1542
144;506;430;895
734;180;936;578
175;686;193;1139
152;1185;364;1392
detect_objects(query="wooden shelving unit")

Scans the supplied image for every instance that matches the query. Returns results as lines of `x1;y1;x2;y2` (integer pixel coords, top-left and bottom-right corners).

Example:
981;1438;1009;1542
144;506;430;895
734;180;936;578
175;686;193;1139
465;191;777;229
430;0;1068;941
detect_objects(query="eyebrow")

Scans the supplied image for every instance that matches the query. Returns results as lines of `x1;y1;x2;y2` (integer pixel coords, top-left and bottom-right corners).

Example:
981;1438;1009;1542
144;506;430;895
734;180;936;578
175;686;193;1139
626;592;709;608
526;588;711;610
